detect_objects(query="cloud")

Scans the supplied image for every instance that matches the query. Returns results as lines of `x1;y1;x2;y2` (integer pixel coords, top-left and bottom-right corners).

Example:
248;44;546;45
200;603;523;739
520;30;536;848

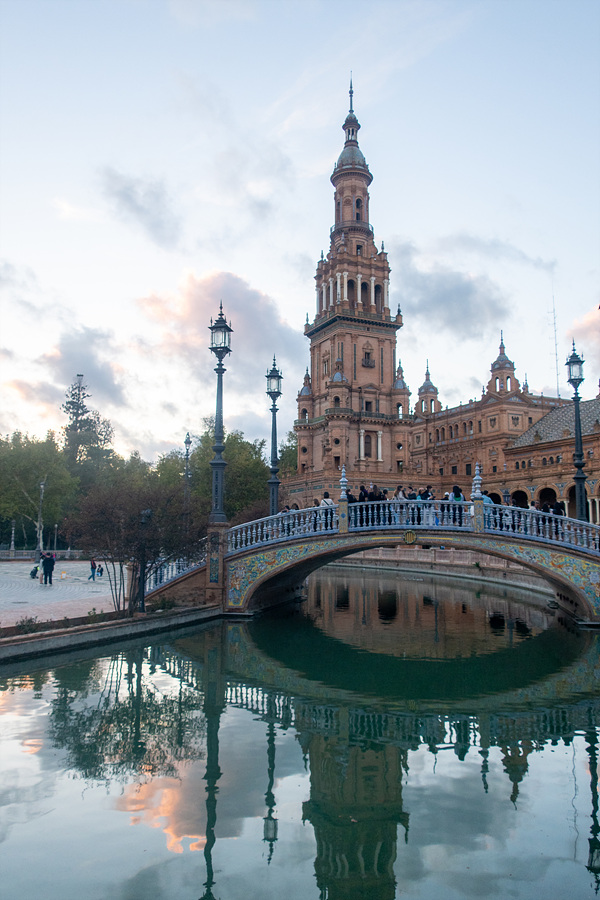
435;233;557;273
100;167;183;248
390;240;510;337
168;0;257;27
38;327;126;408
570;306;600;386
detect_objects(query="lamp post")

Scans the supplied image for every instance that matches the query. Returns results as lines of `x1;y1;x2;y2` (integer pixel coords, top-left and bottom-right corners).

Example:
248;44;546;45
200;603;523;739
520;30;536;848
34;480;46;563
138;508;152;613
266;356;283;516
208;304;233;524
566;341;587;520
184;431;192;504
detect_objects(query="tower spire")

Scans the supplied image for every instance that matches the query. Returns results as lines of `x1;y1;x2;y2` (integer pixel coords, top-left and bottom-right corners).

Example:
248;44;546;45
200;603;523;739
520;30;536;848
349;73;354;113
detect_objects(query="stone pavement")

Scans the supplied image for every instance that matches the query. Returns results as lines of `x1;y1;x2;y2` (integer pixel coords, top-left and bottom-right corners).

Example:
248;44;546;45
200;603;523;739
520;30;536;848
0;560;121;627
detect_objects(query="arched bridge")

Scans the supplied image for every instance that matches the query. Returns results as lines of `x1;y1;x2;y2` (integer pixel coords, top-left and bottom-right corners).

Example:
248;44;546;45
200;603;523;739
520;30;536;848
147;493;600;622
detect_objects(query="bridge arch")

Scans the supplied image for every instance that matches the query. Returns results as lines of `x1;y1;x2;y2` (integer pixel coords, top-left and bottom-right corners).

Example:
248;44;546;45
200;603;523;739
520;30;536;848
225;530;598;621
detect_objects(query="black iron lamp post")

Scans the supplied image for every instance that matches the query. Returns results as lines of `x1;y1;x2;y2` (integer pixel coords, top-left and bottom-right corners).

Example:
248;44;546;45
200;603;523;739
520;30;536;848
566;341;588;520
266;357;283;516
138;508;152;613
34;480;46;563
208;304;232;524
184;431;192;503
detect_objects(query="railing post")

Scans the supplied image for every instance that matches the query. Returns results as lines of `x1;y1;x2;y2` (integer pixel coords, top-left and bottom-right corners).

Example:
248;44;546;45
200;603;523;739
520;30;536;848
338;465;349;534
205;522;228;608
471;462;485;533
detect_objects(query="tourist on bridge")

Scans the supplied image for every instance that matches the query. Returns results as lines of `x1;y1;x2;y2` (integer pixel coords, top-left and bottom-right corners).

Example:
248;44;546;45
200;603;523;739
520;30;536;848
41;552;55;585
320;491;335;529
449;486;465;525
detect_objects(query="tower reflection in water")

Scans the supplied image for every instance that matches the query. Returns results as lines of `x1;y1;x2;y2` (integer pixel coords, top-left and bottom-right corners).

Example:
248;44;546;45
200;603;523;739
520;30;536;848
3;568;599;899
177;567;599;899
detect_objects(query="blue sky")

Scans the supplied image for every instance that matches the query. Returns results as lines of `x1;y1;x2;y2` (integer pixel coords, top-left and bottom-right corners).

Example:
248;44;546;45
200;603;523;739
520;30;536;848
1;0;598;460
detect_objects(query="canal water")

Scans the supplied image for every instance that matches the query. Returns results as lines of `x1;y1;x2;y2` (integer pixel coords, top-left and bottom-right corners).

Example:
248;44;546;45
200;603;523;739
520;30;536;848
1;568;599;899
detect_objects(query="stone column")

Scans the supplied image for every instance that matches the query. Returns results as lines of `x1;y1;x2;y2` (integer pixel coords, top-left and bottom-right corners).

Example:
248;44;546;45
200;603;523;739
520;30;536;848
384;278;389;310
370;276;376;307
336;272;342;304
377;430;383;461
357;272;362;307
329;277;334;308
343;270;348;303
322;283;327;313
359;429;365;460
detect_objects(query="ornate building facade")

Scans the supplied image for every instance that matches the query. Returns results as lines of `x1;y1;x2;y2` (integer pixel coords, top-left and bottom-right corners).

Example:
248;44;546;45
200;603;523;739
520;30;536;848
286;86;599;520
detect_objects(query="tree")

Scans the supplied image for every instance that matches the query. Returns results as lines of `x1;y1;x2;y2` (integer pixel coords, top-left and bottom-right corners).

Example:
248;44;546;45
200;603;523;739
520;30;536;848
62;374;114;471
279;430;298;477
0;432;78;549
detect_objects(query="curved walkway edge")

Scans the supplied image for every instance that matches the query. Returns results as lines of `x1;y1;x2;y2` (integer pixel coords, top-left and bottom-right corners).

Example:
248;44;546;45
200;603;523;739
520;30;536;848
0;605;222;665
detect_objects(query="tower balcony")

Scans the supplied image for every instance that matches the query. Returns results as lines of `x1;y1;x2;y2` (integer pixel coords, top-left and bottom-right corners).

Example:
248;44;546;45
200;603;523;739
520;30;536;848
330;220;374;238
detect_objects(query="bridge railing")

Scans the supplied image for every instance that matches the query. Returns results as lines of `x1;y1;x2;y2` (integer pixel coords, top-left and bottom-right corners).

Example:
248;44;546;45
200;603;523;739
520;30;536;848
145;538;208;595
481;504;600;553
227;506;339;553
348;499;471;530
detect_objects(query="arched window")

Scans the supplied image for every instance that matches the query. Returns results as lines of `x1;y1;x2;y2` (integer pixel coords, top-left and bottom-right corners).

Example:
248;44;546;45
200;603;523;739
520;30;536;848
374;283;382;313
364;434;372;458
463;422;467;435
355;198;362;221
549;456;554;464
507;376;512;391
441;427;446;441
430;399;435;413
542;457;547;466
347;279;355;303
397;403;403;419
495;377;500;391
436;428;440;442
301;408;308;421
516;461;520;470
422;399;427;412
468;420;473;434
334;396;340;408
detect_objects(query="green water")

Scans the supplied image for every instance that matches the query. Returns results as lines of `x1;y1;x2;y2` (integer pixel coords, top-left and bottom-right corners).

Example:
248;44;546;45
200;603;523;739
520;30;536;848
1;569;599;899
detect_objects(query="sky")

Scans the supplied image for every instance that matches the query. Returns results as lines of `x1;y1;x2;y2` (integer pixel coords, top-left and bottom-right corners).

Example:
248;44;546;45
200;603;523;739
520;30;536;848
1;0;599;462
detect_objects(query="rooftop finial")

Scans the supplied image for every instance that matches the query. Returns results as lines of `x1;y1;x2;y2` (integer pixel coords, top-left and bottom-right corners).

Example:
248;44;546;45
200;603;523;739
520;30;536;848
349;73;354;113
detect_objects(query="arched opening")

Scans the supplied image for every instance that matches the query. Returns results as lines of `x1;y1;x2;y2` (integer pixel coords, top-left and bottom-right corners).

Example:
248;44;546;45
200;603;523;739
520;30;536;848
567;484;589;519
430;399;435;413
441;427;446;441
489;492;502;504
301;408;308;420
436;428;440;441
539;486;557;509
397;403;403;419
422;399;427;413
355;198;362;221
361;281;369;305
336;200;341;223
333;396;340;408
512;489;529;508
468;420;473;434
347;279;355;304
507;376;512;391
495;377;500;391
374;283;382;313
364;434;372;458
542;457;547;466
463;422;467;435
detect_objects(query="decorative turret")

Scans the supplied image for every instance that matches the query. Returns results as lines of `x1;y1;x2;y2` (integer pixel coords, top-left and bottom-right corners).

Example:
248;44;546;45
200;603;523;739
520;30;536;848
486;332;521;394
393;361;411;419
417;362;441;415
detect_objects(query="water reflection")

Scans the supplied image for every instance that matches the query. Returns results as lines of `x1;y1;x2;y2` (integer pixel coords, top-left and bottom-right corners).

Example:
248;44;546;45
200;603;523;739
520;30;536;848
1;570;599;899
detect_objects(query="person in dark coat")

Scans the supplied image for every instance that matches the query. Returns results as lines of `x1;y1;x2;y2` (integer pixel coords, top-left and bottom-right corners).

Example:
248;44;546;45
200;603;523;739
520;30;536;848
41;553;55;585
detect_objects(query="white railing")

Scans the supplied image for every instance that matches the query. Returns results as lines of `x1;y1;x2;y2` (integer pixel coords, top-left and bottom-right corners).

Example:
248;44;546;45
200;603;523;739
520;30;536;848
145;539;208;595
227;506;339;553
225;500;600;558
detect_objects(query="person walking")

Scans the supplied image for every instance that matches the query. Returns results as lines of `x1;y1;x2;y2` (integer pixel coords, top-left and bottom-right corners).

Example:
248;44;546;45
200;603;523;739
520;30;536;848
320;491;335;529
41;552;55;585
88;558;97;581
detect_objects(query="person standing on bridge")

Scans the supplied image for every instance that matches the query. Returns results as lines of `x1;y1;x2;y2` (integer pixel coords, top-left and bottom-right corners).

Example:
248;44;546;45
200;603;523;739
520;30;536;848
320;491;335;529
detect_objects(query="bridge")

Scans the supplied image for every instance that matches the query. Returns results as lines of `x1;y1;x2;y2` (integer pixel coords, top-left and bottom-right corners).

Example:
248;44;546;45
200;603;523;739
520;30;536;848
145;469;600;622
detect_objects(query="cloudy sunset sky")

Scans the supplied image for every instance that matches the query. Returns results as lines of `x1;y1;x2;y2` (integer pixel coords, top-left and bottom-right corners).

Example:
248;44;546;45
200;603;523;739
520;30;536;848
1;0;599;460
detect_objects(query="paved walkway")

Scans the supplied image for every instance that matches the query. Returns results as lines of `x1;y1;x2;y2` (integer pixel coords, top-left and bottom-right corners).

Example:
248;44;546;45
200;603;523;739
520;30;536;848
0;561;121;627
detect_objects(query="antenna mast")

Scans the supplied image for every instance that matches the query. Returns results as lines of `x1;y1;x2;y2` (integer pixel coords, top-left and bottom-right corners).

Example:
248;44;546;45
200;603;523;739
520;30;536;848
552;280;560;398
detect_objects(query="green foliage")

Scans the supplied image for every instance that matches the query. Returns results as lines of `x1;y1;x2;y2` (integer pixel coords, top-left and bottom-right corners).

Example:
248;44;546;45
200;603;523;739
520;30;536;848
279;430;298;477
62;374;115;476
0;432;78;548
15;615;40;634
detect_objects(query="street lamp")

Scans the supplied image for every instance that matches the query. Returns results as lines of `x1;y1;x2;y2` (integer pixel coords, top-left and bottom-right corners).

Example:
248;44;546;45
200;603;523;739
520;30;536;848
34;480;46;563
266;356;283;516
137;508;153;613
184;431;192;504
566;341;587;520
208;304;233;524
